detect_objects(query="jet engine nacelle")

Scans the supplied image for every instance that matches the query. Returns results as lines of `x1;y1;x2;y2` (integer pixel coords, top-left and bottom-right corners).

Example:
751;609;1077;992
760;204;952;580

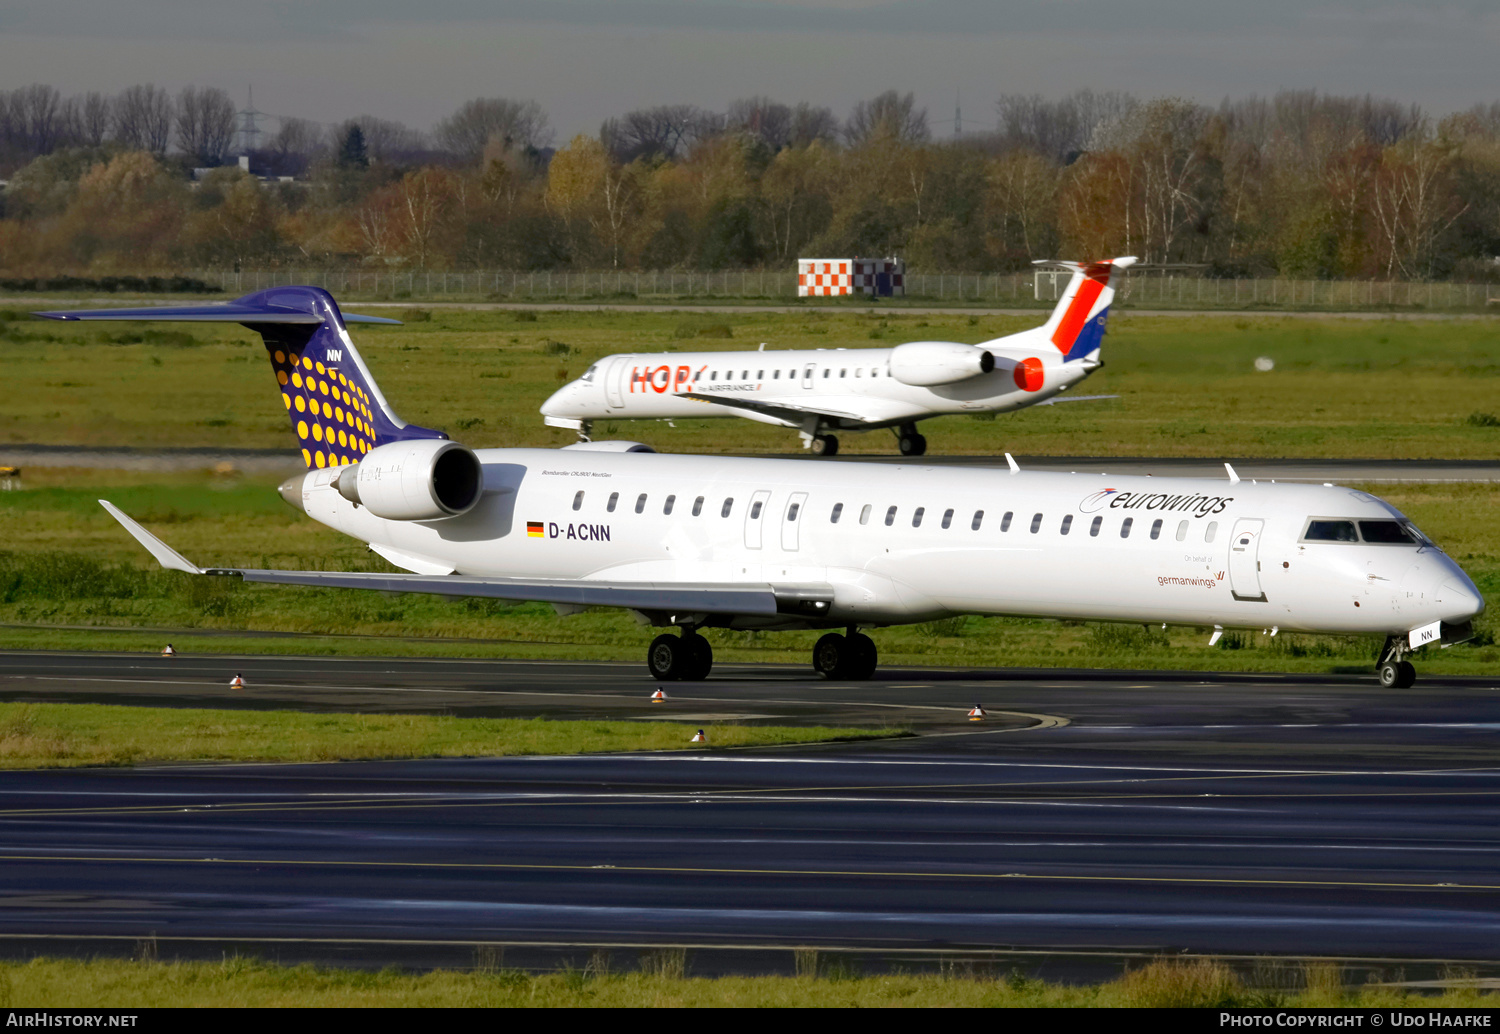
334;439;483;521
888;341;996;387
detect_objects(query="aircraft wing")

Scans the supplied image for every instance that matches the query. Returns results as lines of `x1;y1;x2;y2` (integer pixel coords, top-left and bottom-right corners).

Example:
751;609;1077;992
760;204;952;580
678;392;873;427
101;501;832;619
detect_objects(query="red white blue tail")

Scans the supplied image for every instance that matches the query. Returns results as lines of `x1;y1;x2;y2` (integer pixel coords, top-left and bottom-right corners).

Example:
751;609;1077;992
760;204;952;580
35;287;447;470
1035;257;1136;361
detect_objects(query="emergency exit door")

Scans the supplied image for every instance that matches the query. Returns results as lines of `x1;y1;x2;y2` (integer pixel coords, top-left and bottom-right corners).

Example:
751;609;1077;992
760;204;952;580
1228;518;1268;603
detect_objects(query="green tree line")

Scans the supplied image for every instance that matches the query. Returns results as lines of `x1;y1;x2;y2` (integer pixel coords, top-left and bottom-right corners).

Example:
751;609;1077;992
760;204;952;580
3;86;1500;279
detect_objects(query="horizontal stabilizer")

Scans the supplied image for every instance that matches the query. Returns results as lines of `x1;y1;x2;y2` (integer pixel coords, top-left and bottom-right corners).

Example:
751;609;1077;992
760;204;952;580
36;302;400;325
1032;394;1119;407
101;500;784;618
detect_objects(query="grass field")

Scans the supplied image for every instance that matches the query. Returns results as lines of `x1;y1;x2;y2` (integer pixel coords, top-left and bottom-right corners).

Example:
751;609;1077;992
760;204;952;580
6;306;1500;458
2;955;1492;1008
0;702;896;768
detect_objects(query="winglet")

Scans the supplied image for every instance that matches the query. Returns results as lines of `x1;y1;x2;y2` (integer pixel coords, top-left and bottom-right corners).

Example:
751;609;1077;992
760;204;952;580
1225;463;1241;484
1005;453;1020;474
98;500;204;574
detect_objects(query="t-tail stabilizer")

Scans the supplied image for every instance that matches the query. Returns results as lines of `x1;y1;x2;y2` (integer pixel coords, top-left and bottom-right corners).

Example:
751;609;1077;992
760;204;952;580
1016;256;1137;362
35;286;447;470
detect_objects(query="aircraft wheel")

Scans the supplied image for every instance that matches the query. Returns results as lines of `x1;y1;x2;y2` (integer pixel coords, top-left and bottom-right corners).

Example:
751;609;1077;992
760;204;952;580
898;433;927;457
648;633;685;680
812;633;847;678
1377;660;1400;688
810;434;839;457
844;632;877;680
680;633;714;681
1396;660;1417;688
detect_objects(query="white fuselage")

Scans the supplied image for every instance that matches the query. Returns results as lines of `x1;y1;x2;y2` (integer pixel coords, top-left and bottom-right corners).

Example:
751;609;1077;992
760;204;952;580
540;343;1094;432
294;450;1484;636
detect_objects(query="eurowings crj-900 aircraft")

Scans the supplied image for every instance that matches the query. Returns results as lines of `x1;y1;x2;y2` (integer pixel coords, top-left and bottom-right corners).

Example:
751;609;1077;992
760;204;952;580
540;258;1133;456
40;286;1483;688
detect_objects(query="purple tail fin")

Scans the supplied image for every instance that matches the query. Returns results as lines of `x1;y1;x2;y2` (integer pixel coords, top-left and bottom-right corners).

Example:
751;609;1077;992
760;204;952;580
36;286;446;469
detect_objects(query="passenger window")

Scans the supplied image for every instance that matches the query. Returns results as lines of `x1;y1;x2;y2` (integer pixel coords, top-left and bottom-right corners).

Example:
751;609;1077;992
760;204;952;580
787;502;801;521
1001;511;1013;532
607;492;619;513
750;500;763;519
1090;516;1102;537
971;510;984;531
941;508;954;529
885;505;897;526
572;491;584;511
721;497;734;517
711;371;718;381
1205;521;1217;543
1029;512;1043;534
663;495;675;515
742;370;749;379
757;370;764;379
1359;520;1416;544
1150;518;1163;540
840;369;847;378
692;496;704;516
1176;520;1188;541
859;504;872;525
1060;515;1073;535
1305;520;1357;542
912;507;924;528
693;370;701;382
635;493;647;514
823;369;831;378
1121;517;1133;538
830;503;844;523
856;369;863;378
773;370;780;379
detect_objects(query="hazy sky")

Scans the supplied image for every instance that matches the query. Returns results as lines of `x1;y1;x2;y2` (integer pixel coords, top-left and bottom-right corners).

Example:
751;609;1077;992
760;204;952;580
3;1;1496;141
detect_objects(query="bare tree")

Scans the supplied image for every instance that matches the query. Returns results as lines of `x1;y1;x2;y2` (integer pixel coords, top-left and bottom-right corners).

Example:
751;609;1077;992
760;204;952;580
115;84;173;153
844;91;929;146
76;92;113;147
727;97;794;150
995;90;1137;163
175;86;237;166
14;84;64;155
435;98;550;163
789;102;840;147
1371;129;1467;279
336;115;428;164
265;116;325;177
601;105;721;162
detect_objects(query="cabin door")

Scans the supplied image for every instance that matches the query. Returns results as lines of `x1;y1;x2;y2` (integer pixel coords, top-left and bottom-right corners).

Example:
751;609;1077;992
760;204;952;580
605;355;632;409
1228;518;1268;603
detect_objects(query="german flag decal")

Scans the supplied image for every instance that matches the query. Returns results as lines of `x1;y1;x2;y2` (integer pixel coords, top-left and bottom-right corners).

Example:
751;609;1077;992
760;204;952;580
527;521;544;538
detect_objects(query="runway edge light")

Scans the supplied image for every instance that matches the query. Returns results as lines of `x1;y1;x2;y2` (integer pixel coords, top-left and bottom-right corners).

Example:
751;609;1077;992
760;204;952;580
229;674;245;689
651;688;667;703
161;644;175;657
691;729;706;743
968;705;987;722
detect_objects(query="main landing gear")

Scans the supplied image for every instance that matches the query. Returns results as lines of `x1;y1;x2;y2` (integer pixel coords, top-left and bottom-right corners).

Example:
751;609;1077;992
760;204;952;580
895;423;927;457
1376;635;1418;689
647;629;713;681
812;629;878;680
810;434;839;456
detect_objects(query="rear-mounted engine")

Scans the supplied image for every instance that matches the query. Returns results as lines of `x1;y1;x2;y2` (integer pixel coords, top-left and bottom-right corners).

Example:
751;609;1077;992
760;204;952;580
332;439;483;521
888;341;995;387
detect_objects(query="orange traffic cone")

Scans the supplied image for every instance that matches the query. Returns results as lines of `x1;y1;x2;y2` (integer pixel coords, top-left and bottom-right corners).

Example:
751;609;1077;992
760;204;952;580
967;705;986;722
229;674;245;689
690;729;706;743
651;688;667;703
161;644;175;657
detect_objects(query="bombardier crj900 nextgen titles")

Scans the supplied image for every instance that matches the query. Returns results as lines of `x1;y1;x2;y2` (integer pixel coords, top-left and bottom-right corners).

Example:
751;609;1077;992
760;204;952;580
39;286;1483;687
540;258;1132;456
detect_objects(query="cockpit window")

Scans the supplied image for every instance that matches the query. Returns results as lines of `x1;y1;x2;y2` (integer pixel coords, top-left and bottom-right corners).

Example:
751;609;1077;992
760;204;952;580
580;365;597;383
1359;520;1417;544
1304;519;1358;542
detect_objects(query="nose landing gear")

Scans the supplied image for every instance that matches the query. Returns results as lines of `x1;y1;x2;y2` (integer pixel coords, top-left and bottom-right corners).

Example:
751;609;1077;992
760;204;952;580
812;629;878;680
1376;635;1418;689
647;629;713;681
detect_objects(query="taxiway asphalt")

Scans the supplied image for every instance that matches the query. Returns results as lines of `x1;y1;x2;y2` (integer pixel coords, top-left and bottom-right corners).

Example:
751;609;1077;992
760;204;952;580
3;651;1500;973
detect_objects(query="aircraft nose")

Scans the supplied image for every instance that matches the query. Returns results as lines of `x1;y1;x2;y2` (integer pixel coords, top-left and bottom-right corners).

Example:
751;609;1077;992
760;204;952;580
1439;576;1485;623
278;473;307;512
539;384;574;416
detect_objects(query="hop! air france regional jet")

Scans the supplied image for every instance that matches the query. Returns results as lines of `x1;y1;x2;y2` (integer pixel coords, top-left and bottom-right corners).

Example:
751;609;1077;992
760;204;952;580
540;258;1131;456
39;285;1483;688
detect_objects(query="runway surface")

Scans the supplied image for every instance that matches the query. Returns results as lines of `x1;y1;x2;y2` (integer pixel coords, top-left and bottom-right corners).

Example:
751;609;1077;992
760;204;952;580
3;651;1500;974
3;444;1495;483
